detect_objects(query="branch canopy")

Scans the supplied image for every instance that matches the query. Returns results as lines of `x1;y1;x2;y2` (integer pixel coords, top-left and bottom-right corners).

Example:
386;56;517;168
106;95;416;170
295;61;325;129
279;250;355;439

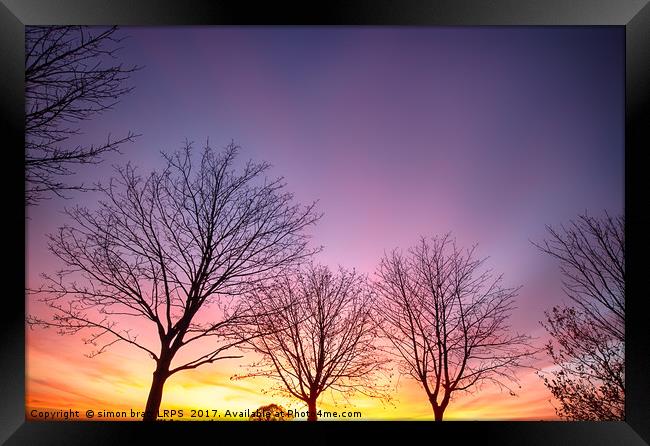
29;141;321;373
535;212;625;421
374;234;536;413
25;26;140;204
236;263;390;404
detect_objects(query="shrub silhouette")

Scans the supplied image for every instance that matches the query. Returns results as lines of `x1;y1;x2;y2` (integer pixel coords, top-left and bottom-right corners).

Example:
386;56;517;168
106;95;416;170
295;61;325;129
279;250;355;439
249;404;294;421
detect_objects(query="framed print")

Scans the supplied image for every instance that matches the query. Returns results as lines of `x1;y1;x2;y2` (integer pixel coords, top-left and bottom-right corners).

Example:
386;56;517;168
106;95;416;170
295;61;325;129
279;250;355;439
1;0;649;444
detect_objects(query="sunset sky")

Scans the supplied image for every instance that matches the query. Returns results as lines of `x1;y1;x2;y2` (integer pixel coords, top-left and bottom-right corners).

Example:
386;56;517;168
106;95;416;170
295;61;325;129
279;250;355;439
26;26;624;420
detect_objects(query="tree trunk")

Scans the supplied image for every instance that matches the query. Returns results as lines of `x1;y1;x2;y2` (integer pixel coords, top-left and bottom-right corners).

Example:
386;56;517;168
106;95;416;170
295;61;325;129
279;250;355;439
143;359;171;421
432;404;445;421
430;392;450;421
307;397;318;421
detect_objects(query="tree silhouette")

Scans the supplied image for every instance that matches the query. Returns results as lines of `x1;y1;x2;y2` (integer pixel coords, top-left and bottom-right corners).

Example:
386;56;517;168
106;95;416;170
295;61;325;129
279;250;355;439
235;264;390;421
534;212;624;420
28;142;320;420
25;26;140;205
374;234;536;421
249;403;294;421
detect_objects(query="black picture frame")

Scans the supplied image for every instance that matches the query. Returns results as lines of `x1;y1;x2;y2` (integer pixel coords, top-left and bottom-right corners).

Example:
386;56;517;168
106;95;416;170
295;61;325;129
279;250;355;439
1;1;649;444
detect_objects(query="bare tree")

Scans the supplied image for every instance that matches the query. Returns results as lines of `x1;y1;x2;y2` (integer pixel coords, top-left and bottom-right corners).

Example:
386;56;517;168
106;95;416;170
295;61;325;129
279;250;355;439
534;212;624;420
234;264;390;421
28;142;320;421
374;234;536;421
25;26;140;205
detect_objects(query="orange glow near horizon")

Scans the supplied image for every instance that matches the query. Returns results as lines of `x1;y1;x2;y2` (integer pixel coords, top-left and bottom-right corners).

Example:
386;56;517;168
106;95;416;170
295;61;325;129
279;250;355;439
26;321;559;421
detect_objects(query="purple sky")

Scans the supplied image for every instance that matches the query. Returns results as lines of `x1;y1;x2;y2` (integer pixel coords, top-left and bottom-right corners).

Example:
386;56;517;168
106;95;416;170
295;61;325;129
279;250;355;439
28;26;624;338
